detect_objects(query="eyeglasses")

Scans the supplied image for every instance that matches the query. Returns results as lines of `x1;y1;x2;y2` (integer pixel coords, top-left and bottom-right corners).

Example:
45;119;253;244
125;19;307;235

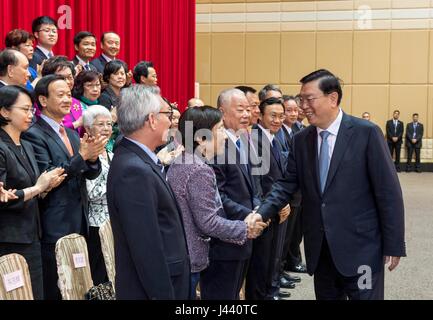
84;83;101;89
38;28;58;34
12;105;36;115
158;111;174;121
94;122;113;129
270;114;286;122
295;95;326;107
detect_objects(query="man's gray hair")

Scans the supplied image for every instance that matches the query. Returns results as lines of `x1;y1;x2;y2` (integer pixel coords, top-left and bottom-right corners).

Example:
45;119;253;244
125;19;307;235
217;88;244;109
136;84;161;95
118;85;161;136
258;84;282;102
82;105;112;128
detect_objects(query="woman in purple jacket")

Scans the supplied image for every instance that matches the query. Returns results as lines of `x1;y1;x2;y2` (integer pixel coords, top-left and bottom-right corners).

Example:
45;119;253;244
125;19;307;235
167;106;266;299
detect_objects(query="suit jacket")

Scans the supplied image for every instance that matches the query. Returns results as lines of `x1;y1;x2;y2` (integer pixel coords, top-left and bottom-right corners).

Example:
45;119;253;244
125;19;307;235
107;138;190;299
98;86;119;111
209;136;260;261
272;125;302;207
22;117;101;243
386;119;404;143
405;122;424;148
0;129;41;243
29;47;49;71
72;56;98;72
90;55;109;74
292;121;305;134
0;82;6;89
257;113;406;277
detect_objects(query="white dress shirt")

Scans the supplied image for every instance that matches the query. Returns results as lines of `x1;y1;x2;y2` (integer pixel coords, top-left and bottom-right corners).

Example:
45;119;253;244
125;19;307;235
37;45;54;58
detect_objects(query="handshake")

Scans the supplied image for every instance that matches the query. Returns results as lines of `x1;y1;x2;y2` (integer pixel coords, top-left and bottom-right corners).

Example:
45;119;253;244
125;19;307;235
243;203;291;239
244;212;268;239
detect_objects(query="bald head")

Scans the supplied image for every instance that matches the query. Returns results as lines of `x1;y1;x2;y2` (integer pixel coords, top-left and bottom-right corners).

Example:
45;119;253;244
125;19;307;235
0;49;30;86
187;98;204;109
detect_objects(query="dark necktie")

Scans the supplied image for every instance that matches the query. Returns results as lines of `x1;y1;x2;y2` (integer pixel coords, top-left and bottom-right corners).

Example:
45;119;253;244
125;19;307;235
236;137;250;173
84;64;91;71
319;131;331;193
271;138;282;169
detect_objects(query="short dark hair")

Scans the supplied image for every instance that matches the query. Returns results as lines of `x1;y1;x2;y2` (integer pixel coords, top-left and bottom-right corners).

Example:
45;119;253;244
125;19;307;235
258;84;282;102
282;95;296;103
5;29;35;48
42;56;76;77
413;113;419;117
103;60;128;83
178;106;222;153
235;86;257;95
101;31;119;43
133;61;154;83
0;49;19;77
300;69;343;106
393;110;400;114
34;75;65;109
259;97;284;115
73;31;96;46
32;16;57;33
72;70;100;99
0;85;34;126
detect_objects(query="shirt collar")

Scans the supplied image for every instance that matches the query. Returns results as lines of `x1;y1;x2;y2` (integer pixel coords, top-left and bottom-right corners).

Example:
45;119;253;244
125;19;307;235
0;80;9;86
124;137;159;165
317;108;343;137
258;124;274;143
40;114;62;135
283;123;292;135
37;45;53;58
76;55;90;66
101;53;114;62
225;129;239;146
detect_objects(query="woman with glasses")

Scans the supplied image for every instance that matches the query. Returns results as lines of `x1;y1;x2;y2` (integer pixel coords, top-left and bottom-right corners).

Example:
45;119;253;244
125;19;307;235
72;70;101;111
82;105;113;285
42;56;85;137
0;85;66;299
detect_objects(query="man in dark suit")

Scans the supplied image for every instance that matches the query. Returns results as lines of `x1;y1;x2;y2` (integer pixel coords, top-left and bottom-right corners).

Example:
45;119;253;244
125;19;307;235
90;32;121;74
246;97;291;300
277;96;306;279
251;69;406;300
22;75;105;299
107;86;189;299
201;88;260;300
30;16;58;71
405;113;424;173
386;110;404;172
0;49;31;87
72;32;98;72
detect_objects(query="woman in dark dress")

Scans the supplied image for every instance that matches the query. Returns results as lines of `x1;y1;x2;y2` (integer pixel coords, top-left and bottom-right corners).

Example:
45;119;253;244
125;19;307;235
0;86;65;299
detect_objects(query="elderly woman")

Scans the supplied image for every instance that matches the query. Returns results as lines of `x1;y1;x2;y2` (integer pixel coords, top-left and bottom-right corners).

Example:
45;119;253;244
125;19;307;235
167;106;266;299
83;105;113;285
0;85;65;299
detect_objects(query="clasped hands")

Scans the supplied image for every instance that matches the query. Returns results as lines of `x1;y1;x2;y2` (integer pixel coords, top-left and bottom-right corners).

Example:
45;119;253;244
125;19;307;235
79;133;108;162
0;181;18;203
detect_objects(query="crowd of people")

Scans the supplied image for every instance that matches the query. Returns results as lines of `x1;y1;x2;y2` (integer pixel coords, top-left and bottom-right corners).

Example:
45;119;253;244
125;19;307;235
0;15;406;301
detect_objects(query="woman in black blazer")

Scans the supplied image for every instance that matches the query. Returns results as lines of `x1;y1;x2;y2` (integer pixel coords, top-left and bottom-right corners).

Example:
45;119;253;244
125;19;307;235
0;86;65;299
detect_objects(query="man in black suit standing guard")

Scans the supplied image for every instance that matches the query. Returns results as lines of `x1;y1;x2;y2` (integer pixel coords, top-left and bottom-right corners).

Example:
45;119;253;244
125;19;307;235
405;113;424;173
251;69;405;300
386;110;404;172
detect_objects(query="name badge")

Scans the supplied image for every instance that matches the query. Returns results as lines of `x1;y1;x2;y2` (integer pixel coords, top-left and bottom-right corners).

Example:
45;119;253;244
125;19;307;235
3;270;24;292
72;253;86;268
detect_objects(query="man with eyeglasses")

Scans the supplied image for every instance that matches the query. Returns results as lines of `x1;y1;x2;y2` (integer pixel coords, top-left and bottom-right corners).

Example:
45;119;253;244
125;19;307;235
106;85;190;299
0;49;31;88
251;69;405;300
30;16;58;71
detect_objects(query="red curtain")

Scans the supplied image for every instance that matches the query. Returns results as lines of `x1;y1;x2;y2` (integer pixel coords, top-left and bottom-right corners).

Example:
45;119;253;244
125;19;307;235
0;0;195;111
